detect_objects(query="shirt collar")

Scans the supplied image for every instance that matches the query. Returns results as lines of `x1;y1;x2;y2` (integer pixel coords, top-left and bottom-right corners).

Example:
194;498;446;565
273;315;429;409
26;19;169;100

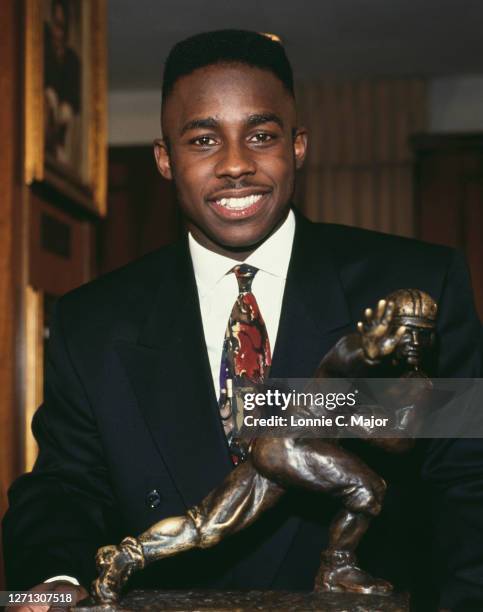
189;209;296;297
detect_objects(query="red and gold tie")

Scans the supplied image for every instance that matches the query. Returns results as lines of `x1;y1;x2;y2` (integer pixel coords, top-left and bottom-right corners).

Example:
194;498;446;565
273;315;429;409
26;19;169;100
219;264;272;465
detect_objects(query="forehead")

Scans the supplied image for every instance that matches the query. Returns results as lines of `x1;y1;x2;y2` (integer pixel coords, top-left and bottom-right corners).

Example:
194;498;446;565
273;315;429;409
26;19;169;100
162;63;295;132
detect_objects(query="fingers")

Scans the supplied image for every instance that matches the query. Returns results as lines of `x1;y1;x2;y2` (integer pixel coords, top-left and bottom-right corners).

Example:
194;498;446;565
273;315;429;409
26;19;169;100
361;299;396;337
376;299;386;321
375;299;394;329
381;325;407;355
382;300;394;325
386;324;406;348
362;300;394;326
360;305;376;335
365;300;395;325
394;324;406;342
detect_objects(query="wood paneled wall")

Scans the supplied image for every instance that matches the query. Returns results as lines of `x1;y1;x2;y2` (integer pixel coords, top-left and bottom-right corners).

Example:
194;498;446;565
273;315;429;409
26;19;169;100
0;0;23;589
0;1;99;587
413;134;483;320
99;146;180;275
296;79;427;237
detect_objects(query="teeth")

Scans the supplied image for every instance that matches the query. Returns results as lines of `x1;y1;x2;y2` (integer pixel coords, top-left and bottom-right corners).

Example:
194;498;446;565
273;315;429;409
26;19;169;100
217;194;263;209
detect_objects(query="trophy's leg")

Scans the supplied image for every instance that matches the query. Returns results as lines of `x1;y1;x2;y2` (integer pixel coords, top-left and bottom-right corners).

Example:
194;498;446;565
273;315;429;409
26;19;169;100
92;459;283;603
251;437;393;595
189;458;285;547
315;509;393;595
93;536;146;603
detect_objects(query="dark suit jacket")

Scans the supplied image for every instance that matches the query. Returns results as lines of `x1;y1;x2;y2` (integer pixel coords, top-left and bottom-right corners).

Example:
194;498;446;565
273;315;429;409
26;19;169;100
3;214;482;610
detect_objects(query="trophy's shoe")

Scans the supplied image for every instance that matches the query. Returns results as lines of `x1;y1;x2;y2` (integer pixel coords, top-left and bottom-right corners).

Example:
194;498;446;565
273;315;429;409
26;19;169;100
314;550;393;595
92;536;145;603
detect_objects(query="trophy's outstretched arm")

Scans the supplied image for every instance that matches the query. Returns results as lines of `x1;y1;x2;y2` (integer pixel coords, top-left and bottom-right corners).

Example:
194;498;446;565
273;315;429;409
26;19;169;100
314;300;406;379
312;299;432;452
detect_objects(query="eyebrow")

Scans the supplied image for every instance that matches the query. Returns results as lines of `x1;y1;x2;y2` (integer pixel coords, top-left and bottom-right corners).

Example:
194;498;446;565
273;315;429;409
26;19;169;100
180;112;284;136
246;113;284;130
180;117;219;136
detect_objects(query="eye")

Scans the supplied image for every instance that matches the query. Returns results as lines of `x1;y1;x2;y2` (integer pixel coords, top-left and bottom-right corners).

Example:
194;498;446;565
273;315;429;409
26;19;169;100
248;132;275;144
190;136;217;147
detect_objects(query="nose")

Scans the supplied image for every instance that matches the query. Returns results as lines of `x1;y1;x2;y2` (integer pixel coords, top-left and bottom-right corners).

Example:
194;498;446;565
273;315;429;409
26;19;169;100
214;142;256;180
411;330;420;345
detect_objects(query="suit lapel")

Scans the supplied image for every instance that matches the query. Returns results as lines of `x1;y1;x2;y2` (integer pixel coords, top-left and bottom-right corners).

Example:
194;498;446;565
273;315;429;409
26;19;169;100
116;237;232;509
271;214;352;379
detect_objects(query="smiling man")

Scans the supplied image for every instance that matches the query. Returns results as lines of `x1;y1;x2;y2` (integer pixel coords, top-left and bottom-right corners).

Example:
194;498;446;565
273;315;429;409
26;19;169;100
3;30;482;612
154;51;306;256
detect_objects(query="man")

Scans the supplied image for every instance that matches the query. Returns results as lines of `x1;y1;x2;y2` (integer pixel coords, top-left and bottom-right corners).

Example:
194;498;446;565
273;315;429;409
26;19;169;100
3;30;482;612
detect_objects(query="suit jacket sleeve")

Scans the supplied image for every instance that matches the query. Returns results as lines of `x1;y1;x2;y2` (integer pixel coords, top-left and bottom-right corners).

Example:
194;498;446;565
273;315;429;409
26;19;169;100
422;250;483;610
2;301;117;590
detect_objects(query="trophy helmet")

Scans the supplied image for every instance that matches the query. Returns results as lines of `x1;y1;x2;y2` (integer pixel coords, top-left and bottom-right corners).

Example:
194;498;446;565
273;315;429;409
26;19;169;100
386;288;437;329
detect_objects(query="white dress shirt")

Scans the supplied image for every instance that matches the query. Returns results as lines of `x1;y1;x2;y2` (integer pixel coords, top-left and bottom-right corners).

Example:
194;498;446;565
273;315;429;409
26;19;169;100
46;210;296;586
189;209;296;399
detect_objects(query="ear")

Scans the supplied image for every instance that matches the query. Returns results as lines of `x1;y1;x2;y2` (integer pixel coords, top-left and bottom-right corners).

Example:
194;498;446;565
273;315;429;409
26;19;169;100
293;127;308;169
153;139;173;180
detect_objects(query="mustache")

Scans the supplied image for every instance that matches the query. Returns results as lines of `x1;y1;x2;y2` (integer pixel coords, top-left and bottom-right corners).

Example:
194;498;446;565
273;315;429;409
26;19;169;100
175;179;266;202
205;179;272;201
213;180;264;191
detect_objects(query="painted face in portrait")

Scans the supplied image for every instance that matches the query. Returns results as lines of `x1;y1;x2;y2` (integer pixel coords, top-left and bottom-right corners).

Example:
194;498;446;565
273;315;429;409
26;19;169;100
51;0;68;59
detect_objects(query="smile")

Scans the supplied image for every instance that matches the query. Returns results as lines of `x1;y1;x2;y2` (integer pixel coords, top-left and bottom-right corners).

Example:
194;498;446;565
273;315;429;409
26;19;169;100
215;194;263;210
209;191;270;220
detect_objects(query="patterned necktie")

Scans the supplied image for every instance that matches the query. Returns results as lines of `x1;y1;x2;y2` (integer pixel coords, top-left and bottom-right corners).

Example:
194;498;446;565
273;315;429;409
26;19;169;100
219;264;272;465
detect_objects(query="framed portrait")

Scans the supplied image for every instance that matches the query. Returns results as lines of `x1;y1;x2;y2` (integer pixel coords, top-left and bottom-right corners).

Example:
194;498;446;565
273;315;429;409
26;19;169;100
24;0;107;216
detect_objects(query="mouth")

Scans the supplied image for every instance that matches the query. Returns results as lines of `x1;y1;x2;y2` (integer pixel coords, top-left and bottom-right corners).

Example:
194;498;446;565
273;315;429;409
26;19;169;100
208;190;271;219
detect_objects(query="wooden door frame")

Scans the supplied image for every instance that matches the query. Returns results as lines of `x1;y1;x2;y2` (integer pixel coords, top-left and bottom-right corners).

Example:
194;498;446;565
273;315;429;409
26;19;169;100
0;0;28;588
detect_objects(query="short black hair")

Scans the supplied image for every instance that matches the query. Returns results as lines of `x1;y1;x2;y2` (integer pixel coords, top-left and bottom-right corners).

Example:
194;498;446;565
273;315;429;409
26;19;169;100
162;29;294;103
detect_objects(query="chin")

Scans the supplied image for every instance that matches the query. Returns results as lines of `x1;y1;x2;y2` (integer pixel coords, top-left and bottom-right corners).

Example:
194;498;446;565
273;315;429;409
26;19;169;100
406;355;420;366
216;228;271;250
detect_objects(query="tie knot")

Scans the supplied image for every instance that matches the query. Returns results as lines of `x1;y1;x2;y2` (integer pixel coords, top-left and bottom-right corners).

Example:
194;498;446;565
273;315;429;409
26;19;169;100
232;264;258;293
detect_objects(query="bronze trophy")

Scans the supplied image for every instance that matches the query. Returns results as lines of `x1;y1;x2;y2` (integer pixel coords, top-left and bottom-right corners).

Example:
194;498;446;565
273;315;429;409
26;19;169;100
89;289;437;609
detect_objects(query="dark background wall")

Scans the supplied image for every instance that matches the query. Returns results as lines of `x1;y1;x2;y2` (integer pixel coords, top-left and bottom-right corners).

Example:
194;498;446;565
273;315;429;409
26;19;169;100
99;147;180;275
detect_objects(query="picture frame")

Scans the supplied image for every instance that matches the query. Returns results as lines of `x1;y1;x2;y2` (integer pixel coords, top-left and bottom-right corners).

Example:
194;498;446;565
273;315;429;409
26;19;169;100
24;285;44;472
24;0;107;216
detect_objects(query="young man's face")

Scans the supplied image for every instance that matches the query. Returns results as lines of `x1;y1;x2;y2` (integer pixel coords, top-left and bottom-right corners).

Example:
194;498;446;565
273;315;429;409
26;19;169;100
155;63;307;257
